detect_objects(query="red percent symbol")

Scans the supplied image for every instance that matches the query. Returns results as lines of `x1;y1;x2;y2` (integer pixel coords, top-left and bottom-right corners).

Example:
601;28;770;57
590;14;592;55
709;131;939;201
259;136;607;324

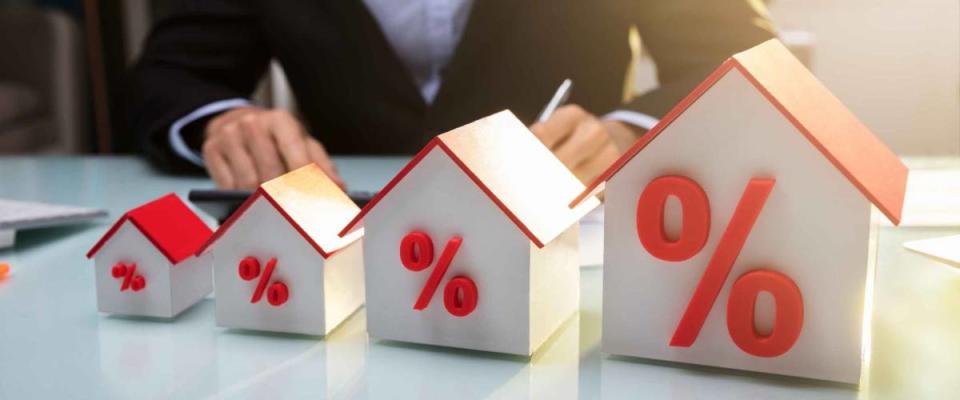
238;257;289;307
636;176;803;358
400;231;478;317
111;262;145;292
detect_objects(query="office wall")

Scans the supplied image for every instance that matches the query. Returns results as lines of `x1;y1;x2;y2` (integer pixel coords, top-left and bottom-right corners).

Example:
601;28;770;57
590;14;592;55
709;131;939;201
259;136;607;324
768;0;960;156
634;0;959;156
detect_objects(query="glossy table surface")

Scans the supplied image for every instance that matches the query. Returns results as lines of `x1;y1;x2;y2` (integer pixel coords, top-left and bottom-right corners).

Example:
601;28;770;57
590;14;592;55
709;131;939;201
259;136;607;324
0;156;958;399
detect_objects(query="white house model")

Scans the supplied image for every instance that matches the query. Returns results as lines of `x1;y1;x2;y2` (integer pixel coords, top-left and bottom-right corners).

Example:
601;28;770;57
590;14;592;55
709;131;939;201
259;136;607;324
198;164;365;336
87;193;213;318
571;39;909;383
339;110;601;355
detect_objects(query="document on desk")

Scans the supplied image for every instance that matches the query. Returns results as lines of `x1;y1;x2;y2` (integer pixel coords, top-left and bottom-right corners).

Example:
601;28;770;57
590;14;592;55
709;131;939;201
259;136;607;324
579;206;604;267
904;235;960;269
0;199;107;248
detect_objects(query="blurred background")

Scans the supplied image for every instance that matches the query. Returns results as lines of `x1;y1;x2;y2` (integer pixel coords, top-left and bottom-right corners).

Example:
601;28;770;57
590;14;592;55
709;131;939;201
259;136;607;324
0;0;956;157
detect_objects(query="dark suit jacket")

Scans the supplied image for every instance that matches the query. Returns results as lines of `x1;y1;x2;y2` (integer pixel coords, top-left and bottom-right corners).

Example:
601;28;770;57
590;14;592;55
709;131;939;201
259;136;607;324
129;0;775;172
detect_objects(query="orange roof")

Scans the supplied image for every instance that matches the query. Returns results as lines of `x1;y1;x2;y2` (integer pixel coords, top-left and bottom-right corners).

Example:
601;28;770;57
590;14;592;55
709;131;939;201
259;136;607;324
198;164;362;258
340;111;601;247
573;39;908;225
87;193;212;264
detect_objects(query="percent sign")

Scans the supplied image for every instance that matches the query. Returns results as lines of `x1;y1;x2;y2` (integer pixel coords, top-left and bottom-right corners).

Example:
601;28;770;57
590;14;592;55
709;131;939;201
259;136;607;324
111;262;145;292
400;231;478;317
238;257;289;307
637;176;803;358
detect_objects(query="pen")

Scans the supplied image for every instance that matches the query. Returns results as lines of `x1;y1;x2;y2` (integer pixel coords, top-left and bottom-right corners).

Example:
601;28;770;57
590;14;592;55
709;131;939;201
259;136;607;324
536;79;573;123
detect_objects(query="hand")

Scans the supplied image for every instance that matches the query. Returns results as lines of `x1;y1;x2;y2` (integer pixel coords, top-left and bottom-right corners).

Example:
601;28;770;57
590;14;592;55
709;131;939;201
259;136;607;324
530;105;635;184
201;107;343;189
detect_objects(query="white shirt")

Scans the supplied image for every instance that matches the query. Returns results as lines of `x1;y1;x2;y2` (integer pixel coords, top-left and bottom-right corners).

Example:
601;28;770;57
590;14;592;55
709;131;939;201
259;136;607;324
170;0;658;166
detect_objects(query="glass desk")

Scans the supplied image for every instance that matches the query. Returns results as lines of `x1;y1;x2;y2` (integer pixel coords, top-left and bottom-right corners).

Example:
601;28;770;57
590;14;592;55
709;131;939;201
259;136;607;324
0;156;957;399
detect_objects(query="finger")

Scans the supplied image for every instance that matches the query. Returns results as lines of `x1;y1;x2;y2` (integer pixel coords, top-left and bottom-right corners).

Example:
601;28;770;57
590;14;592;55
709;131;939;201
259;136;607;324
202;141;235;189
531;104;589;149
572;143;620;184
306;138;345;188
528;122;548;144
206;106;256;138
239;114;285;181
266;111;311;170
219;123;260;189
553;118;611;169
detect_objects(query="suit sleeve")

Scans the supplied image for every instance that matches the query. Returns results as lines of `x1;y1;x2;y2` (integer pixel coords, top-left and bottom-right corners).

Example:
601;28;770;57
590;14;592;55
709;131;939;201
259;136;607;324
622;0;777;127
127;0;270;173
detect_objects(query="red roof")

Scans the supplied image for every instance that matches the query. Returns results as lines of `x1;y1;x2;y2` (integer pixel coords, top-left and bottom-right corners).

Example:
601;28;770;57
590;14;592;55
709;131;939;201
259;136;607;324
339;110;601;247
572;39;908;225
87;193;213;264
197;164;362;258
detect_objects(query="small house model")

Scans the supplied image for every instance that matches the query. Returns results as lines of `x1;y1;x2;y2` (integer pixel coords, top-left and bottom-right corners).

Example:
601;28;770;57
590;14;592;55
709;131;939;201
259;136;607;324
340;110;601;355
198;164;364;336
87;193;213;318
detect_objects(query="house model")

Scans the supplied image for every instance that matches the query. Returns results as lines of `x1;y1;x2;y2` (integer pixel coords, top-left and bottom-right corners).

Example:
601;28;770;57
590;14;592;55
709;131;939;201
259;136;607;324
87;193;213;318
339;110;600;355
571;39;908;383
198;164;365;336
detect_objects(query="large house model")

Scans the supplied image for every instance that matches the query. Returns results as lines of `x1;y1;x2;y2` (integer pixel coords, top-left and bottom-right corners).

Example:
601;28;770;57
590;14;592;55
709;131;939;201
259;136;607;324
340;111;601;355
571;39;908;383
87;193;213;318
198;164;364;336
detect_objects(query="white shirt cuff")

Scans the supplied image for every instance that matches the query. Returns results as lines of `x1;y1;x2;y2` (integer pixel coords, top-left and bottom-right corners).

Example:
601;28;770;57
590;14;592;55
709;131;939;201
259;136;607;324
602;110;660;131
169;98;252;167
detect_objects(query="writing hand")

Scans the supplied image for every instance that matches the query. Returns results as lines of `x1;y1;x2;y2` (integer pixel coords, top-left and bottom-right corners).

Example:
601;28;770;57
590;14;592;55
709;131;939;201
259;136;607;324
530;105;633;184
